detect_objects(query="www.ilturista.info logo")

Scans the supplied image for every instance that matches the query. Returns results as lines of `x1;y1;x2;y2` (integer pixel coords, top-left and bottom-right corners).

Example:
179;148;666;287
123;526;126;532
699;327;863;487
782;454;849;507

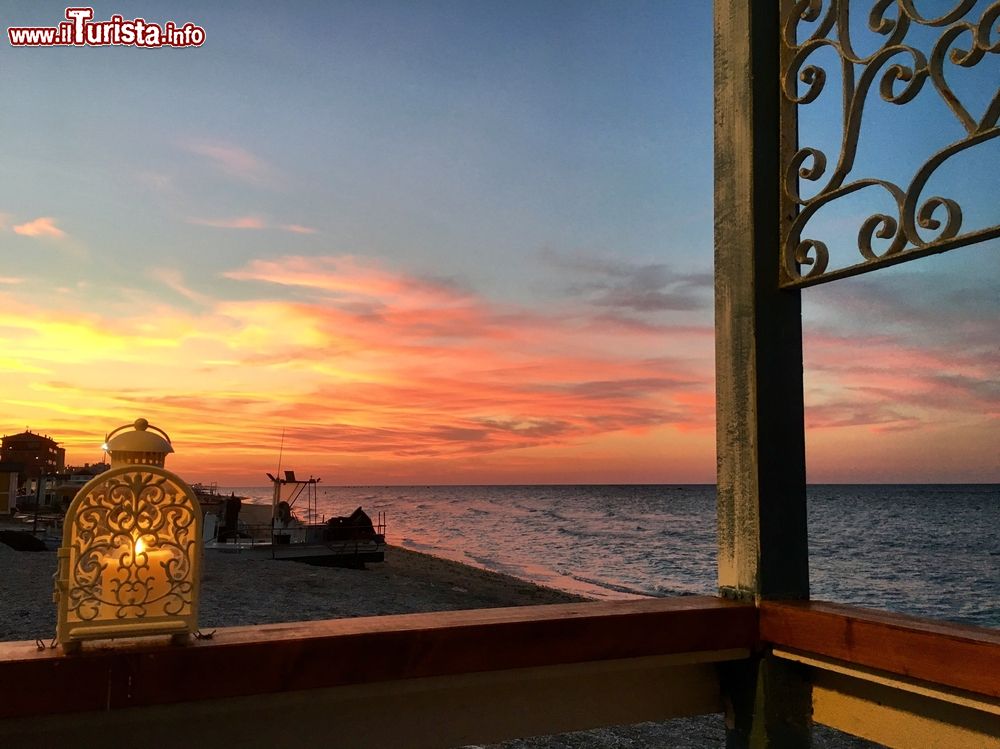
8;7;205;48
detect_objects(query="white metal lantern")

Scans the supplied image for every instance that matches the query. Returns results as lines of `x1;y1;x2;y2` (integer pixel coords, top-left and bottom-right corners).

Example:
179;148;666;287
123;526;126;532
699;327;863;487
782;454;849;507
55;419;202;652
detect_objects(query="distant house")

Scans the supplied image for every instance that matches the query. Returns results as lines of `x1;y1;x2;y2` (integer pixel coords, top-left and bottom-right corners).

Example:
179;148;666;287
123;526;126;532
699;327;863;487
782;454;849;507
1;430;66;487
61;463;109;480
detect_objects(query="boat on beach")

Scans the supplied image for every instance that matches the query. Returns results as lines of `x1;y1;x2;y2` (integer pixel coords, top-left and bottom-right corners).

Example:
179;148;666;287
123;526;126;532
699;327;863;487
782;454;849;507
190;482;249;517
202;470;386;566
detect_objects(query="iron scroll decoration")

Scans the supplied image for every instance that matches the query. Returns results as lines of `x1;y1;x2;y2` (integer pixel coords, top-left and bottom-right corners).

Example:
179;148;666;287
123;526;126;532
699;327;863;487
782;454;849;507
780;0;1000;288
55;465;202;647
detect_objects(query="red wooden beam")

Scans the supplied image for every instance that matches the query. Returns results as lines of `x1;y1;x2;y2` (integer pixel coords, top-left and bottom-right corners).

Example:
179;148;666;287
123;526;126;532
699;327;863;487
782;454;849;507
0;597;755;720
760;600;1000;699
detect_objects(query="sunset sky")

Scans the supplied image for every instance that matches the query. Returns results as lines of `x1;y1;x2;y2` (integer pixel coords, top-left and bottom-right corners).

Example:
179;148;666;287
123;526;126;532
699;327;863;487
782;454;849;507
1;1;997;484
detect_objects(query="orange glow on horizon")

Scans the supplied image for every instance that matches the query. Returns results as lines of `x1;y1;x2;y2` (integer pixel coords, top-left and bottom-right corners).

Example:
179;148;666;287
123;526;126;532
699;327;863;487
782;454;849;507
1;255;996;485
0;255;719;484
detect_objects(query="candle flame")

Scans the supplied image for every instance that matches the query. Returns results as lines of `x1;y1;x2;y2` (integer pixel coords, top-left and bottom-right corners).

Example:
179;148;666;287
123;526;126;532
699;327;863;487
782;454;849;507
134;537;146;555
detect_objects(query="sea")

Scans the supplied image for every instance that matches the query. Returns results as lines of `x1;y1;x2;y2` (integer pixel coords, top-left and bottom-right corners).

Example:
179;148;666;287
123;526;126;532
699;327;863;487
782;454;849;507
221;484;1000;629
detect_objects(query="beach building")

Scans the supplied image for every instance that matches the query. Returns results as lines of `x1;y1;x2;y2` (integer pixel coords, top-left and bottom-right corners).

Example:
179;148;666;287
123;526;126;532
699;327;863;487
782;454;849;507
1;430;65;488
0;462;20;515
59;463;110;481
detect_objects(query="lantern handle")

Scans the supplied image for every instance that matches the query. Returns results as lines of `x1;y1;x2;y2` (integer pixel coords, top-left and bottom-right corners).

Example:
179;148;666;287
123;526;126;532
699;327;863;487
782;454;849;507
104;418;172;446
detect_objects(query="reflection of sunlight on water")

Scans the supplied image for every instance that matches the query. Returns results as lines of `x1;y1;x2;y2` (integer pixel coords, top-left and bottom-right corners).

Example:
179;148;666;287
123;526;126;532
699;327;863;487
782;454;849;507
226;484;999;626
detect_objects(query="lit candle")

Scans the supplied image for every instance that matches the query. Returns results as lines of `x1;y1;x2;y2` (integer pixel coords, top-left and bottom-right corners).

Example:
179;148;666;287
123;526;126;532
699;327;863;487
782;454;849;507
99;548;130;620
99;537;173;619
134;537;174;609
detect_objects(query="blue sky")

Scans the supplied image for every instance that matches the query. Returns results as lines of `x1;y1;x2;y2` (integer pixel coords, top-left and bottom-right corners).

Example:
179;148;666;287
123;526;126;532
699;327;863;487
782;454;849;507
2;1;715;297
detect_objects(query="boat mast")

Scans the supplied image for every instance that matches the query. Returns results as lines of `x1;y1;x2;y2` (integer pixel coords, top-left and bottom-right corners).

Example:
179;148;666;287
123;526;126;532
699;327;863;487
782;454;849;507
273;428;285;521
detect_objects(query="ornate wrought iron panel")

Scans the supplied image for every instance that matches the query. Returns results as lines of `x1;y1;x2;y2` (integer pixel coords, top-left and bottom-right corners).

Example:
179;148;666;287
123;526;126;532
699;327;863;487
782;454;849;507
780;0;1000;287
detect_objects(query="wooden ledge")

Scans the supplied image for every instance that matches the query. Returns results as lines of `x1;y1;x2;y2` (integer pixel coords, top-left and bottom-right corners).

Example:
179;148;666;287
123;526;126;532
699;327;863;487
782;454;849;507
760;600;1000;699
0;596;755;720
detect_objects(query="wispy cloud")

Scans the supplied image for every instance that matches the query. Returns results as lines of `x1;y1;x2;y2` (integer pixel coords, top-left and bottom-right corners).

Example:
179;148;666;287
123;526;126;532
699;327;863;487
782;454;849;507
796;262;1000;441
802;327;999;434
803;269;1000;349
187;215;317;234
149;268;211;305
224;255;465;302
541;249;711;314
135;171;175;194
181;140;275;186
281;223;318;235
12;216;67;239
188;215;267;230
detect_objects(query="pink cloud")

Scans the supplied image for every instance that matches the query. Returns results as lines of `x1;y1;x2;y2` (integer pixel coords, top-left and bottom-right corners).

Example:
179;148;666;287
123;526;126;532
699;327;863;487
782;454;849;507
187;216;316;234
182;140;273;186
187;215;266;230
802;328;999;436
225;255;464;303
12;216;66;238
208;254;717;463
281;224;318;235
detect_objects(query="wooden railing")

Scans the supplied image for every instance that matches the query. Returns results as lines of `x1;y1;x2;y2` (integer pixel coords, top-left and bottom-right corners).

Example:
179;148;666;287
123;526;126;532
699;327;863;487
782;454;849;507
0;597;753;748
761;601;1000;699
1;597;996;748
761;601;1000;747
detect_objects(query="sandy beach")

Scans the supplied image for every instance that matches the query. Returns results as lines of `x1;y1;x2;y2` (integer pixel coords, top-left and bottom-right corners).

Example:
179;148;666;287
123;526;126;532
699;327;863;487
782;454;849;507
0;542;584;642
0;540;876;748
